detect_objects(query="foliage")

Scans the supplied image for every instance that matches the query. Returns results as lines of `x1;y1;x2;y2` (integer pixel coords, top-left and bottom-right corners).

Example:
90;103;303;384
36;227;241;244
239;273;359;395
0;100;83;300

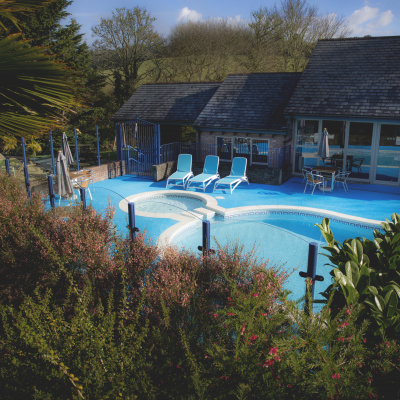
0;0;83;146
0;173;399;398
91;6;163;106
316;215;400;339
248;0;350;72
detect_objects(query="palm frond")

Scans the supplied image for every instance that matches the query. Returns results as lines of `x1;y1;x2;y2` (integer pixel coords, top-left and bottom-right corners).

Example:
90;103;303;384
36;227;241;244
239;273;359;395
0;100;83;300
0;33;82;140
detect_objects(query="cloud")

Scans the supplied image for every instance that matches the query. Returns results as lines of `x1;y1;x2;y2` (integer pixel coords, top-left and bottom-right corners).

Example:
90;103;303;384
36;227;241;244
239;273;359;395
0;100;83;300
177;7;203;23
346;5;396;36
377;10;394;27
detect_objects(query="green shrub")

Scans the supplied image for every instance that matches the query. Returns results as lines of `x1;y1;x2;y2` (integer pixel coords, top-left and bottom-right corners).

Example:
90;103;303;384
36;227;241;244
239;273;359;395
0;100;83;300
316;214;400;338
0;173;399;399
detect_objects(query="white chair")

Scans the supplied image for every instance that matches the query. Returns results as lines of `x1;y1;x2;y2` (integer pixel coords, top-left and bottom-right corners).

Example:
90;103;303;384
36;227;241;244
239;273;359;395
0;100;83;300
303;172;325;195
335;171;351;192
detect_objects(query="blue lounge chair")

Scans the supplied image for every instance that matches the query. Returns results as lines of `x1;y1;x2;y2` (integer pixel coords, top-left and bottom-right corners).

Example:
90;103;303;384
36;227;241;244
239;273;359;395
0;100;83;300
186;155;220;191
166;154;194;189
213;157;249;194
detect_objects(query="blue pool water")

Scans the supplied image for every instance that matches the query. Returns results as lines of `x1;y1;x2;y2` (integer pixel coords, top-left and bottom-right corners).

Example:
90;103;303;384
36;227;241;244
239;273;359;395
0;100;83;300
136;196;204;214
171;212;377;303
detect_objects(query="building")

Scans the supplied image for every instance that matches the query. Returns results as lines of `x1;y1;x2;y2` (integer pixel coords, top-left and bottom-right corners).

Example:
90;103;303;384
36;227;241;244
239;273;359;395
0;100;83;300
113;35;400;186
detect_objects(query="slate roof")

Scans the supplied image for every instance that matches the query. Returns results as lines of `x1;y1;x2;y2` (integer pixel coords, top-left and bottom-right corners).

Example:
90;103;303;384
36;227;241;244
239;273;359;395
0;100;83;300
285;36;400;120
195;73;301;132
112;82;221;124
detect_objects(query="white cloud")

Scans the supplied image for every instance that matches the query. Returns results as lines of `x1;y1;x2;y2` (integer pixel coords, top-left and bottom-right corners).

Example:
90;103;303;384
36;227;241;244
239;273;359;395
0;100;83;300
377;10;394;27
177;7;203;23
347;5;396;36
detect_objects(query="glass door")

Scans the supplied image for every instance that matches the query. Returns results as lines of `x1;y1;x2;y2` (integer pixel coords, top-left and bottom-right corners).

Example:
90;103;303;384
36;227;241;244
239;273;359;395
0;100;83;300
346;122;373;180
373;124;400;184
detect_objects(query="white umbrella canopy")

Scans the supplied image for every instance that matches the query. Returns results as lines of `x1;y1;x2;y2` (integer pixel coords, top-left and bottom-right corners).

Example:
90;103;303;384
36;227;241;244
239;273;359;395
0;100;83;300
318;128;330;162
61;132;74;166
56;151;73;200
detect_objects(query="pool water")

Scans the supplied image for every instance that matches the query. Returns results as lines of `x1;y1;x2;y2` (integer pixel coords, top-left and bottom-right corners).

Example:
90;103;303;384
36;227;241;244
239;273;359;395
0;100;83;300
171;212;376;303
136;196;205;214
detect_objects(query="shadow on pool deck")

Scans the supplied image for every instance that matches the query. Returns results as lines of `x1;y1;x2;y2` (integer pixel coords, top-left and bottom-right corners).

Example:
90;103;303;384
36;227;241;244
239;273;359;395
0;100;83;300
92;175;400;223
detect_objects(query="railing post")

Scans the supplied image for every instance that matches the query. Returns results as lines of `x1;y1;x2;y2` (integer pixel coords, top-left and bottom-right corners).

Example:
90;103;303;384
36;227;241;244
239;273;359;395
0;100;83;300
96;125;101;166
197;220;215;255
74;128;80;171
47;175;55;209
50;131;56;176
128;202;139;241
79;187;86;210
299;242;324;315
5;159;10;176
21;137;31;199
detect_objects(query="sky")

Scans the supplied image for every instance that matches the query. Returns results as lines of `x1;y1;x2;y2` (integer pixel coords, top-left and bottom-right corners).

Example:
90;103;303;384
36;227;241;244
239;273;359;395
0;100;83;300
65;0;400;45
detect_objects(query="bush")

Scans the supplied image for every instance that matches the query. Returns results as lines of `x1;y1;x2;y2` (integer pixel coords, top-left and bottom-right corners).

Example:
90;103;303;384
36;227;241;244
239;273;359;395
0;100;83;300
0;173;399;399
316;215;400;339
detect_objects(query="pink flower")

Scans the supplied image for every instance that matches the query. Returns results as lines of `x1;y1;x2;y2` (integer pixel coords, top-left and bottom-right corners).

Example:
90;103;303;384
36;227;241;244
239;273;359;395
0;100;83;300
227;312;235;316
332;373;341;379
262;359;275;367
269;347;278;355
204;354;210;359
287;384;292;388
252;293;259;297
241;322;247;335
220;375;229;380
340;322;349;329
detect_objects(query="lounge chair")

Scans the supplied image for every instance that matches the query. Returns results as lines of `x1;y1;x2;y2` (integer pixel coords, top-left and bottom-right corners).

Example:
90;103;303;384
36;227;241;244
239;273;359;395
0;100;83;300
213;157;249;194
186;155;220;191
166;154;194;189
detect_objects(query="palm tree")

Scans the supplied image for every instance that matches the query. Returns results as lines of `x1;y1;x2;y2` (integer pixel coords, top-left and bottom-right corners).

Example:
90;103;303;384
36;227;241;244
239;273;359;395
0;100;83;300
0;0;81;149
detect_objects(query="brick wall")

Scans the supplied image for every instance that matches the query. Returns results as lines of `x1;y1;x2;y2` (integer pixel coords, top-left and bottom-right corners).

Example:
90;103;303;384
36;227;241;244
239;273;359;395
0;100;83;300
152;160;292;186
89;161;125;183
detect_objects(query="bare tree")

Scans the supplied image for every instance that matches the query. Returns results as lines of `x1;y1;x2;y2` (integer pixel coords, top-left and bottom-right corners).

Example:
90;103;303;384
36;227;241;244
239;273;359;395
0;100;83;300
248;0;351;72
166;19;248;82
91;6;163;103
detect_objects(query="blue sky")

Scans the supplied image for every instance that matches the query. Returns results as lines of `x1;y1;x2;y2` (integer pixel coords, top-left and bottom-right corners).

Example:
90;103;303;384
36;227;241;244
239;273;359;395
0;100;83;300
66;0;400;44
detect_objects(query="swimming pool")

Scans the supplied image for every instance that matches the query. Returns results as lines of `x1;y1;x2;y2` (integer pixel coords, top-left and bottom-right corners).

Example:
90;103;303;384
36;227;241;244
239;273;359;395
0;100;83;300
170;211;379;302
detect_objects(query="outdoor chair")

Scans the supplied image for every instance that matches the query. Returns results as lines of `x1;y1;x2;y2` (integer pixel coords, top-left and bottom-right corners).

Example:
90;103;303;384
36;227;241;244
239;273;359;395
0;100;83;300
69;170;92;201
213;157;249;194
335;171;351;192
186;155;220;191
302;166;313;182
80;169;94;192
303;172;325;195
351;158;364;173
166;154;194;189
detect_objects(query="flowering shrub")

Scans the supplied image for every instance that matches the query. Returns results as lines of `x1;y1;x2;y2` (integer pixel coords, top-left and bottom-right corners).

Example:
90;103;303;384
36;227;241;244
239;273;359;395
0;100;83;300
0;173;399;399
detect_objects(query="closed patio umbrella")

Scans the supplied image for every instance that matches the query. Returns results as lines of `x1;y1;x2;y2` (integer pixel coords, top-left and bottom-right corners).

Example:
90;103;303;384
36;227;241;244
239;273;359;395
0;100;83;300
56;150;73;201
61;132;74;166
318;128;330;162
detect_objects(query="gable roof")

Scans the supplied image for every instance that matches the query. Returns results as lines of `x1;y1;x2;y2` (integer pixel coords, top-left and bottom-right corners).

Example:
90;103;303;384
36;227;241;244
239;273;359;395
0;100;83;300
112;82;221;124
285;36;400;120
195;73;301;132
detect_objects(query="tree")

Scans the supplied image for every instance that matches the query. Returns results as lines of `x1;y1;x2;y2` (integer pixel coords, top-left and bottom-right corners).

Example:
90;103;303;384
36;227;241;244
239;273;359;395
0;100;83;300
166;20;249;82
91;6;163;106
0;0;81;150
248;0;350;72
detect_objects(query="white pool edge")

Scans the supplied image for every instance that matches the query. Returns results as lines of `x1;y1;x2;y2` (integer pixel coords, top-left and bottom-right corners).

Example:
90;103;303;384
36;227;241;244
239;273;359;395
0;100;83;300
118;191;382;248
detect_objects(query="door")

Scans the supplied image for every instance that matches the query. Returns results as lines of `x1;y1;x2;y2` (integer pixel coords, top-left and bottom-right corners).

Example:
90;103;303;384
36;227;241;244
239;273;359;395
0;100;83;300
373;123;400;184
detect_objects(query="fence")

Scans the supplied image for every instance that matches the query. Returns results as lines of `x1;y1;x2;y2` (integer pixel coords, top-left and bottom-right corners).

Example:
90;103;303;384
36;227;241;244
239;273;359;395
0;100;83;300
160;142;292;169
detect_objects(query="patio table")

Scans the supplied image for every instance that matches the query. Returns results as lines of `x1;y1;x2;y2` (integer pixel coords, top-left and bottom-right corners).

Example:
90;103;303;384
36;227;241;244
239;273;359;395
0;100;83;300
312;166;339;191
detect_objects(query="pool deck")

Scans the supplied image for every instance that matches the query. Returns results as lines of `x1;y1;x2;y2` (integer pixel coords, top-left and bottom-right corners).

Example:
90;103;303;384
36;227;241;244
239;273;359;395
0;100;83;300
65;175;400;243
